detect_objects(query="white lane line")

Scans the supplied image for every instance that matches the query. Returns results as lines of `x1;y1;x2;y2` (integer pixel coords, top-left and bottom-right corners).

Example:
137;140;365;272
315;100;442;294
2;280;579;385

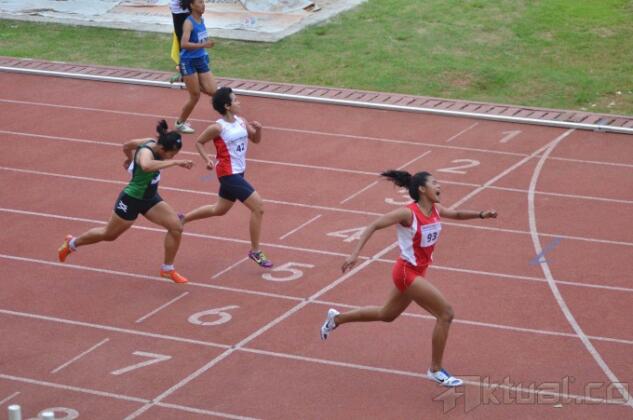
2;253;632;344
527;129;633;409
313;299;633;345
0;392;20;406
238;348;627;406
122;242;399;419
7;244;633;300
3;162;632;212
3;102;633;166
0;101;527;157
0;373;256;419
4;203;633;290
211;257;250;279
449;134;570;209
5;165;631;244
154;402;260;420
0;308;229;350
487;185;633;205
1;300;632;402
50;338;110;374
0;373;149;403
120;134;600;418
135;293;189;324
279;214;322;240
0;208;350;258
442;220;633;247
534;154;633;169
0;254;303;302
424;262;633;294
5;203;633;288
339;150;432;204
445;122;479;143
339;181;379;205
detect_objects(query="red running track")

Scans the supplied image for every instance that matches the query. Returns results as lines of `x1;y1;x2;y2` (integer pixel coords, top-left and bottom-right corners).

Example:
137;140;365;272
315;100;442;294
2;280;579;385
0;72;632;419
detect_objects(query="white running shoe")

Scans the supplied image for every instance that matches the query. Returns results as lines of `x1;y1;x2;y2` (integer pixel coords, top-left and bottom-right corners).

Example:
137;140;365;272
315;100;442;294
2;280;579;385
320;308;340;340
175;120;195;134
427;368;464;387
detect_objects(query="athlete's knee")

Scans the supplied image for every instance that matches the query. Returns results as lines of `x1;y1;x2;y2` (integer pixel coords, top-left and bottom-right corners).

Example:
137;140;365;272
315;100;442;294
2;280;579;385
188;90;201;102
214;204;230;216
250;201;264;217
439;305;454;323
381;311;398;323
379;307;398;323
167;222;183;236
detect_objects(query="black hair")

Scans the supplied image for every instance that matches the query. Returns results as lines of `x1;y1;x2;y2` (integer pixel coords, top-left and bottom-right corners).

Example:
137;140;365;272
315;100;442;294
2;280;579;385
381;170;432;201
212;87;234;115
179;0;193;12
156;120;183;152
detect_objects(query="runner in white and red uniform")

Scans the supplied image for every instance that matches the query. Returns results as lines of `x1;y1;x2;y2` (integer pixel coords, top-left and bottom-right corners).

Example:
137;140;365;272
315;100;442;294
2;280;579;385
392;201;442;292
319;169;498;389
181;87;273;268
213;116;248;177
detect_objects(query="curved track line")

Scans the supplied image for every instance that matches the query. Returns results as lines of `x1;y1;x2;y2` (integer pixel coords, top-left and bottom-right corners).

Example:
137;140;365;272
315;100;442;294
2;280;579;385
528;129;633;408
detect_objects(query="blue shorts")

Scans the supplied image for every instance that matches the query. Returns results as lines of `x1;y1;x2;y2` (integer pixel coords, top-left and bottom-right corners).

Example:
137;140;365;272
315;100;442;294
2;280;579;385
180;55;210;76
218;173;255;203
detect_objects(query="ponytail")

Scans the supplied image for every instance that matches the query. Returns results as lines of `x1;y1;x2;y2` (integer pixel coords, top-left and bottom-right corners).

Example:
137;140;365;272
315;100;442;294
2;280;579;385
156;119;183;152
381;170;431;201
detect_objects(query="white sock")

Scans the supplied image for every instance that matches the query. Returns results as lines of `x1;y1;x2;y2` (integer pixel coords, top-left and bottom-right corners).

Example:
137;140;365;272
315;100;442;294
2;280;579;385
69;238;77;251
161;264;174;272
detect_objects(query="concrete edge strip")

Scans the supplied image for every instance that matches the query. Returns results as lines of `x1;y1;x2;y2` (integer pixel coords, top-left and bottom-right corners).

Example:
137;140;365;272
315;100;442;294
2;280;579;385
1;59;632;135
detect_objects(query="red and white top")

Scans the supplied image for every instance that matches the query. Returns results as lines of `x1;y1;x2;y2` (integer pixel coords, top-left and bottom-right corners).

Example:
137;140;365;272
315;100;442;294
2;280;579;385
213;117;248;177
396;202;442;269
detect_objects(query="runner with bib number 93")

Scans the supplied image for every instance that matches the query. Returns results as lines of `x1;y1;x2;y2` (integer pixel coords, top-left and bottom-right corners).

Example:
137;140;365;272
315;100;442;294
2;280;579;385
319;170;497;388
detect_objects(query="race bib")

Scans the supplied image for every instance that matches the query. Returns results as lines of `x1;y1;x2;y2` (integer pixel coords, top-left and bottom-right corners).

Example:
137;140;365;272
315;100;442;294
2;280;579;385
421;222;441;247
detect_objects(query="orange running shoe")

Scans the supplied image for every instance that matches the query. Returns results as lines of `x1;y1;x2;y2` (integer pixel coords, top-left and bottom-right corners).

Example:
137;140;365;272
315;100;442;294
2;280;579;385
160;269;188;284
58;235;74;262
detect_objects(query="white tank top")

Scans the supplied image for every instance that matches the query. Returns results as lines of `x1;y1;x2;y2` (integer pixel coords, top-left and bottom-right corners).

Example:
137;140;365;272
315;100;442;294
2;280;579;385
213;116;248;177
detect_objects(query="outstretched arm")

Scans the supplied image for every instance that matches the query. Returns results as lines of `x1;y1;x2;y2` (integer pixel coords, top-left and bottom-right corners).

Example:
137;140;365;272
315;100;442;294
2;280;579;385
437;204;497;220
137;148;193;171
341;207;412;272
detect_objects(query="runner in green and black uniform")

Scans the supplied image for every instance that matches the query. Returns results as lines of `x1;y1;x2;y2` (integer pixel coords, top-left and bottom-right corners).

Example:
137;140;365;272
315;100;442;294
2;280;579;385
57;120;194;284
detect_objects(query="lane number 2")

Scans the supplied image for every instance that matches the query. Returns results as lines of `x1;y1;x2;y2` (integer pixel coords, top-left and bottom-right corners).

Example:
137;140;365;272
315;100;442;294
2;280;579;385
437;159;480;175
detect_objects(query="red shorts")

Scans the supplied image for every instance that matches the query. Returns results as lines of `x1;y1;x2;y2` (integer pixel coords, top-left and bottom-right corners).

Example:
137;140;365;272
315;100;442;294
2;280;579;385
392;258;428;292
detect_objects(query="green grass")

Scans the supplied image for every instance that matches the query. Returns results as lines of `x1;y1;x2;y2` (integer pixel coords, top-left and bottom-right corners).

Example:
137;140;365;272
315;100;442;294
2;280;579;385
1;0;632;114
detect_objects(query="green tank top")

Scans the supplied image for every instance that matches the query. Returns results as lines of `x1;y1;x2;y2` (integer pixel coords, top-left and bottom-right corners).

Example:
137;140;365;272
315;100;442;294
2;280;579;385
123;141;161;199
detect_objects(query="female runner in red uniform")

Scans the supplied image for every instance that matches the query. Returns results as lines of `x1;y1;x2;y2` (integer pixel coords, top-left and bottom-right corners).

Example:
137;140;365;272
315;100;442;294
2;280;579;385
320;169;497;387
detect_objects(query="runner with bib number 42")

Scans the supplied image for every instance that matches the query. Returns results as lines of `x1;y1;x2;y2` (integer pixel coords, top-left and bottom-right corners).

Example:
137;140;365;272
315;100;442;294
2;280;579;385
180;87;273;268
